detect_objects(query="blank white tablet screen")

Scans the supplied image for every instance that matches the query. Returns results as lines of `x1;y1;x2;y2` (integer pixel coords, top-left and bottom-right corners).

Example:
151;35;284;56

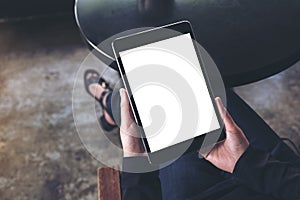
119;33;220;152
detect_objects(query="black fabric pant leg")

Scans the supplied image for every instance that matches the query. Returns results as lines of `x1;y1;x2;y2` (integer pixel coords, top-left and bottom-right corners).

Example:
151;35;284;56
106;88;299;199
104;90;121;126
159;89;300;200
159;153;226;200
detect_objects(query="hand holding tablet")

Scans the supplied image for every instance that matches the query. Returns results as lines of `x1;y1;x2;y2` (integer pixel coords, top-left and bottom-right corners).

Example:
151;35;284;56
119;88;250;173
119;88;146;158
113;21;225;164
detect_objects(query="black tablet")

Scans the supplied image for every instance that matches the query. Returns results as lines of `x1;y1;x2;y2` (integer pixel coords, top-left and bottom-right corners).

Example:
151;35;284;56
112;21;225;164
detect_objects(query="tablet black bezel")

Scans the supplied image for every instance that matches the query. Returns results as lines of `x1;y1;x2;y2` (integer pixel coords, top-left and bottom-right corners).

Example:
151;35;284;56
112;21;225;164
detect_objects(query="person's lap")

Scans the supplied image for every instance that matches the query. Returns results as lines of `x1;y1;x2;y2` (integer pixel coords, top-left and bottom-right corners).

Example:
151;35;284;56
159;152;226;200
102;85;299;199
158;89;300;200
87;70;298;199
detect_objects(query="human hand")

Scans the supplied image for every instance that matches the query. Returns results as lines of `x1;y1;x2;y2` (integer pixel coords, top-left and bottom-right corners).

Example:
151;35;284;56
202;97;250;173
119;88;146;157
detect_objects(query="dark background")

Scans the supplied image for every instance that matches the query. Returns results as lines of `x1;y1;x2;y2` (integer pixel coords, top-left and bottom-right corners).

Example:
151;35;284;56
0;0;73;19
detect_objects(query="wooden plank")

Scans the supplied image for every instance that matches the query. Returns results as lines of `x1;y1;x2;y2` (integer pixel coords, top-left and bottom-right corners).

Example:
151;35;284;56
98;167;121;200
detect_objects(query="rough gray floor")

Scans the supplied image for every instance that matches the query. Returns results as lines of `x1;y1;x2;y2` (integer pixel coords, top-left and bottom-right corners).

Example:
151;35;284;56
0;16;98;200
235;63;300;153
0;15;299;200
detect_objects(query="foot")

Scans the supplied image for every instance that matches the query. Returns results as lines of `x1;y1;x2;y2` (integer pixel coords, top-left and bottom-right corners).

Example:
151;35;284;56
86;72;116;126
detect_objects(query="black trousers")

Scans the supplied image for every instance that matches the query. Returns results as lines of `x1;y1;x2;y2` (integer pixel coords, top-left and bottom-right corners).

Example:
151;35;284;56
106;89;300;200
159;90;300;200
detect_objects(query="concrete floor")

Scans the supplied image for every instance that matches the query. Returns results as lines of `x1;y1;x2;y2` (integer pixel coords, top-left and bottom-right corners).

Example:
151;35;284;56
0;15;299;199
235;65;300;150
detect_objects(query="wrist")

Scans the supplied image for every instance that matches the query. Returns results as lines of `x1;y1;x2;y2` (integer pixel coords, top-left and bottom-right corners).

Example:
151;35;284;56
123;152;146;157
122;141;145;157
123;150;146;157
